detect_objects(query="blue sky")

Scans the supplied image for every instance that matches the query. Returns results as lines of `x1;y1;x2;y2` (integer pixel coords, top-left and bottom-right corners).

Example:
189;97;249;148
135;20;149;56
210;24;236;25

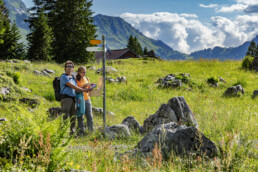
21;0;258;53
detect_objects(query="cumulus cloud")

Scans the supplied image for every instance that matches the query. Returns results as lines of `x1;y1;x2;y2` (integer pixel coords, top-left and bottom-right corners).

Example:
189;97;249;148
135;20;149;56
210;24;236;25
217;0;258;13
217;4;247;13
199;4;218;8
120;12;258;54
180;13;198;18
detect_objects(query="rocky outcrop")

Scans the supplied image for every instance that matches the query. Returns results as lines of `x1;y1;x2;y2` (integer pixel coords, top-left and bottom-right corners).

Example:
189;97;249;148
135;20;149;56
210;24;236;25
48;107;62;118
19;98;38;108
104;116;145;139
0;87;10;96
106;76;127;83
224;85;244;97
92;107;116;116
143;97;198;132
138;122;217;159
157;73;195;88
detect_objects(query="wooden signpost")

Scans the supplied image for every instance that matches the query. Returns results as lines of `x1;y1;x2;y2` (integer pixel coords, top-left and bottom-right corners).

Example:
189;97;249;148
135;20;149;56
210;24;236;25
87;36;107;127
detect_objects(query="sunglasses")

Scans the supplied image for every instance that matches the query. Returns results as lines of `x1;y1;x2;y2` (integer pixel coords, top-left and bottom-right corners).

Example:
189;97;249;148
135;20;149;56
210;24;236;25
65;65;74;68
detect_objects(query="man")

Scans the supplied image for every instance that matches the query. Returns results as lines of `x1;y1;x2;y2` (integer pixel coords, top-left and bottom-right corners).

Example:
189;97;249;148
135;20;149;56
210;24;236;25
60;60;91;135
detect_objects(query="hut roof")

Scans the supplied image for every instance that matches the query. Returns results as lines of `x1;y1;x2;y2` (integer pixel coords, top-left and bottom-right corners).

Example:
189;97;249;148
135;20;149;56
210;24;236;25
95;48;140;60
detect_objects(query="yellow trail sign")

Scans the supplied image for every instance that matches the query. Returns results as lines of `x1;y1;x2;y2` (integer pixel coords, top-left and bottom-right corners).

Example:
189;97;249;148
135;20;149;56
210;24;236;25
90;40;102;45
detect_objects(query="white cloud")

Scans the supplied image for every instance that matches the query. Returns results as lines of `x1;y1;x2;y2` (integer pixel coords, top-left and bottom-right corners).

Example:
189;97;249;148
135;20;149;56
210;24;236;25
217;4;248;13
217;0;258;13
199;4;218;8
120;12;258;54
180;13;198;18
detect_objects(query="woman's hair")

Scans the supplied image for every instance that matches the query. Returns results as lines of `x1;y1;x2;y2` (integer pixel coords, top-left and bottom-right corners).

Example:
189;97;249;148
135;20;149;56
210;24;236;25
76;66;86;81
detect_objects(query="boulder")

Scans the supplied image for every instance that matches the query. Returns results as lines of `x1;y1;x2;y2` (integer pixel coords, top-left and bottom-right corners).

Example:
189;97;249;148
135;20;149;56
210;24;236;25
103;124;130;140
21;87;31;92
224;85;244;97
164;74;175;81
121;116;146;134
92;107;116;116
250;56;258;72
1;87;10;96
88;66;96;70
138;122;217;159
143;97;198;132
117;76;127;83
41;70;50;77
19;98;38;108
44;69;55;74
33;70;41;75
48;107;62;118
253;90;258;98
96;66;118;74
219;77;226;83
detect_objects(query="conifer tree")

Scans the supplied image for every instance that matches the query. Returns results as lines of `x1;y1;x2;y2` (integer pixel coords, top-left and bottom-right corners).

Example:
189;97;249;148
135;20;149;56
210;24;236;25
246;41;257;57
143;47;148;56
27;12;53;61
51;0;96;63
127;35;143;55
0;0;8;45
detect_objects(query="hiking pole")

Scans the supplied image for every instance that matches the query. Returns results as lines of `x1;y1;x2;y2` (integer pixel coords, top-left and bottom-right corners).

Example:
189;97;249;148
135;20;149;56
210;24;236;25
102;35;106;128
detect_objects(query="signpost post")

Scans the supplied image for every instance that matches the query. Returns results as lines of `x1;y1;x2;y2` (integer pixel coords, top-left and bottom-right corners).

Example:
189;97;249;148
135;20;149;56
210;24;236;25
87;36;106;128
102;35;106;128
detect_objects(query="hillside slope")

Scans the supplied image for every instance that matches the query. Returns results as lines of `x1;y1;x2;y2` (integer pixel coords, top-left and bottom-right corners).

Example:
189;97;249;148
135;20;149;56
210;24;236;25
93;14;189;60
191;35;258;60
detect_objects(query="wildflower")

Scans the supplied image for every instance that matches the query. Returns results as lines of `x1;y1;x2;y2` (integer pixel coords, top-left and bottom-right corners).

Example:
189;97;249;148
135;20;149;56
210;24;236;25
70;161;74;166
20;161;23;164
33;154;36;157
76;165;80;169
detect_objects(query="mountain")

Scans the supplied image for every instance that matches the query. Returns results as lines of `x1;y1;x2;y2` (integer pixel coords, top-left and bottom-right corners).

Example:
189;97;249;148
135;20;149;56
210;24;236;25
93;14;189;60
190;35;258;60
3;0;29;42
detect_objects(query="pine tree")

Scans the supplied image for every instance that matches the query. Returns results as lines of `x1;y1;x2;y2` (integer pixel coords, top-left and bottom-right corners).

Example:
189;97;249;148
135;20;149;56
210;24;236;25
127;35;143;55
246;41;257;57
51;0;96;63
0;0;9;45
127;35;135;51
143;47;148;56
27;12;53;61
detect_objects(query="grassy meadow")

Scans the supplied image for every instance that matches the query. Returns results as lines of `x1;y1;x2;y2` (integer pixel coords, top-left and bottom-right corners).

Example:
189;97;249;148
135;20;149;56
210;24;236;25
0;58;257;171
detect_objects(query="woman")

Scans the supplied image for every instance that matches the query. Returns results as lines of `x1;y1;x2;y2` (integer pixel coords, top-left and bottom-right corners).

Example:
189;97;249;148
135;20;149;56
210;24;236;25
76;66;94;133
60;61;91;136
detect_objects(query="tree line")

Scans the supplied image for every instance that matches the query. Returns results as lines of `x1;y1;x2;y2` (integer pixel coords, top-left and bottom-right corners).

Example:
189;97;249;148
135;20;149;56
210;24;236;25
0;0;96;63
126;35;156;58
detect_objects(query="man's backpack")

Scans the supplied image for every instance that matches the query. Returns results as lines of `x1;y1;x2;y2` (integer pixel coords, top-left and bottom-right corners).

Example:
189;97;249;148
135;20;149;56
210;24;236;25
53;76;62;101
53;74;76;101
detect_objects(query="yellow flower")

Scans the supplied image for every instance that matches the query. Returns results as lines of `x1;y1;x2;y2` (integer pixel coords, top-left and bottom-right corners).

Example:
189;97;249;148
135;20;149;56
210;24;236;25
70;161;74;166
33;154;36;157
27;155;30;158
20;161;23;164
76;165;80;169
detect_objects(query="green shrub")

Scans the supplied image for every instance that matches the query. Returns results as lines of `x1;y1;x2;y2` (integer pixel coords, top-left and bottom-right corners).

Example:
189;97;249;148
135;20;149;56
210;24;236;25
241;56;254;70
43;90;55;102
12;72;20;85
233;79;247;87
207;77;219;85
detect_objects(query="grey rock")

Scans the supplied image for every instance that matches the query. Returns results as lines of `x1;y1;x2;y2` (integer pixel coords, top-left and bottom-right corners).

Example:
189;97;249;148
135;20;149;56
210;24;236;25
48;107;62;118
171;80;182;88
143;103;178;132
44;69;55;74
108;78;116;83
121;116;146;134
167;97;198;127
96;66;118;74
0;118;7;122
1;87;10;96
224;85;244;96
180;73;190;78
24;60;31;64
21;87;31;92
41;70;50;77
219;77;226;83
104;124;131;140
33;70;41;75
117;76;127;83
156;78;163;83
92;107;116;116
164;74;175;81
253;90;258;98
19;98;38;108
88;66;96;70
138;122;217;159
211;83;219;87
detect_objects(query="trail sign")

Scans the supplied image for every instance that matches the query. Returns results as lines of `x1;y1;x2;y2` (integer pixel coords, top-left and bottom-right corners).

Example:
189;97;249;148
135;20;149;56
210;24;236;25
90;40;102;45
86;47;103;52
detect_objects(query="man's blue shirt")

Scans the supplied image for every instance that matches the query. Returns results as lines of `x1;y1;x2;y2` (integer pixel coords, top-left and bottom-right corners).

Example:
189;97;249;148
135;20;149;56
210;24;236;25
60;74;76;97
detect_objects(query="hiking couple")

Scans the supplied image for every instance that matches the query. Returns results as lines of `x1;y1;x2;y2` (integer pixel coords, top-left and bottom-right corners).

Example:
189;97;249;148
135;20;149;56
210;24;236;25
60;60;94;136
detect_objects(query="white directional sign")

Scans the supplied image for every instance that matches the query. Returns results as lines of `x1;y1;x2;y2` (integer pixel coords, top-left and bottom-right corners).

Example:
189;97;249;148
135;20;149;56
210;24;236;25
86;47;103;52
